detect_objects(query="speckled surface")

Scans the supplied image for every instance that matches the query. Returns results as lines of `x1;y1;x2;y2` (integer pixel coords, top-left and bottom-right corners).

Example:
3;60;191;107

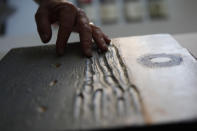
0;43;86;130
0;43;143;130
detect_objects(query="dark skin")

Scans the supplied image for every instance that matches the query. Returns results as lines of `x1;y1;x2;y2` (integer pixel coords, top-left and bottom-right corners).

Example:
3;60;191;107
35;0;111;57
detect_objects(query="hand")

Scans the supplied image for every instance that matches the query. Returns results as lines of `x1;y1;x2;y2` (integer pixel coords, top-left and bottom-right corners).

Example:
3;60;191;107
35;0;111;57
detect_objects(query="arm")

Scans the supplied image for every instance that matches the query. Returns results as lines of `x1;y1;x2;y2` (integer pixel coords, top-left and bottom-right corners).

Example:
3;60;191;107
34;0;111;57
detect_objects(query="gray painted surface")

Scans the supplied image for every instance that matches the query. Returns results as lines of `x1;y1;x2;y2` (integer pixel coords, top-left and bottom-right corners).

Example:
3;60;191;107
0;44;86;130
0;43;143;130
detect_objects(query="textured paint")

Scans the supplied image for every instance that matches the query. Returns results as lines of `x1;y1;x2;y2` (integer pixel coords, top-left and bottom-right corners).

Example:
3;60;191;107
74;45;144;123
0;43;144;130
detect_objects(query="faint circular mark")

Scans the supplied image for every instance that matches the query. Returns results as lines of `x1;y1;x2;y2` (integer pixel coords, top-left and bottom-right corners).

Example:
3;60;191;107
138;53;183;68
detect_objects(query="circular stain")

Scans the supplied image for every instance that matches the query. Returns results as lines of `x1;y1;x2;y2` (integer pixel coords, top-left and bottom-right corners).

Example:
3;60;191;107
138;53;183;68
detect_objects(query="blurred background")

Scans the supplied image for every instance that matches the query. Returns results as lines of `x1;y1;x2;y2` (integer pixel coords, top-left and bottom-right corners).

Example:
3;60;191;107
1;0;197;37
0;0;197;58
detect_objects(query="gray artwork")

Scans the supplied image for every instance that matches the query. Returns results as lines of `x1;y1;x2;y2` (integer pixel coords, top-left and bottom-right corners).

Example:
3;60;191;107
1;34;197;130
0;43;143;130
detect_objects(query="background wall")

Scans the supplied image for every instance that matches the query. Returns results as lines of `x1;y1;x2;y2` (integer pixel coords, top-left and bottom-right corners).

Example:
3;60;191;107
5;0;197;39
6;0;38;36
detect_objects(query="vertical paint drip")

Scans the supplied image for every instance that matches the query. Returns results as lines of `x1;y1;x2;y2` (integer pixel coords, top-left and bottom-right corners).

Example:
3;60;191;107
93;90;103;121
73;44;143;123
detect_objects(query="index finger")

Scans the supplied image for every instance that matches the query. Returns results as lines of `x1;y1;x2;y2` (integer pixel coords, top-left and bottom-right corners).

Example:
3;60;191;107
56;5;77;56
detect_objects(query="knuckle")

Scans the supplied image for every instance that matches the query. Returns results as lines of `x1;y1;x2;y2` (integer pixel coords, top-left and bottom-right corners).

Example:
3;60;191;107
78;17;89;25
92;25;102;33
61;3;77;13
93;30;103;38
82;24;92;32
82;41;92;48
78;9;86;16
94;28;102;35
78;18;92;33
100;38;105;42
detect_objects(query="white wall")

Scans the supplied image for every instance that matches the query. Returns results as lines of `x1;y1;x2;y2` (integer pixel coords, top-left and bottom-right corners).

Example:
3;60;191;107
102;0;197;37
5;0;197;38
7;0;38;36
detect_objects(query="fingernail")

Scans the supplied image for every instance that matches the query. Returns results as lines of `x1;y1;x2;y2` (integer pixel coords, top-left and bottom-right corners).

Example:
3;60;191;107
105;36;111;44
85;49;92;58
106;36;110;40
107;39;111;45
102;45;108;52
108;39;111;43
42;34;48;43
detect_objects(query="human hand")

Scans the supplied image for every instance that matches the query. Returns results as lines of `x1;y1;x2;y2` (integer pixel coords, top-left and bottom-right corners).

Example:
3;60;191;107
35;0;111;57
